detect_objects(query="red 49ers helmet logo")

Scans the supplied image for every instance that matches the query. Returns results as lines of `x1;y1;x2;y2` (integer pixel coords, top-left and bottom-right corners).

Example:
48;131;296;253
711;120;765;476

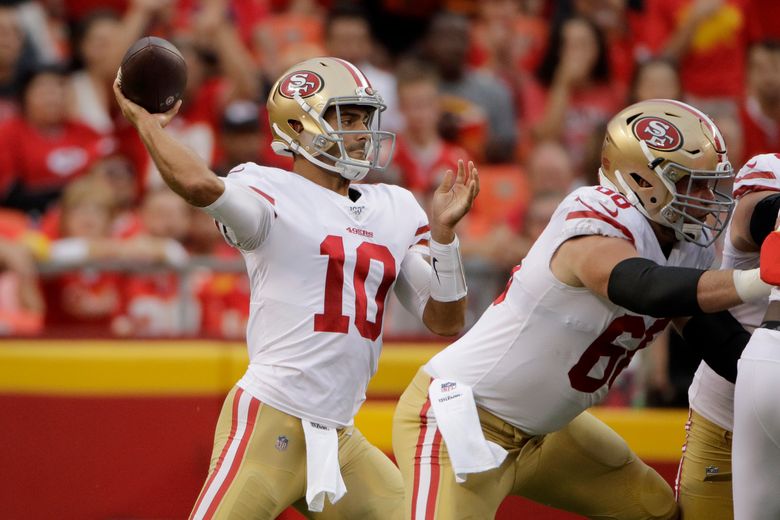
279;71;323;99
632;116;683;151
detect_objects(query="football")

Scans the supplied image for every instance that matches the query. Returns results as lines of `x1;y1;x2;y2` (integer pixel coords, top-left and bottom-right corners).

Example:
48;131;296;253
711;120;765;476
119;36;187;114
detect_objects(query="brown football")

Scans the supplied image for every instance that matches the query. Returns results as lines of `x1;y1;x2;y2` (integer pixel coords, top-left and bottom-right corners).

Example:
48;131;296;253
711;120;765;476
119;36;187;114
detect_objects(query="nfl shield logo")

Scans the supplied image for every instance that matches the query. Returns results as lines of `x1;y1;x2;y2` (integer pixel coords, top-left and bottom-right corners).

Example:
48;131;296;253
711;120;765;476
275;435;289;451
441;382;456;392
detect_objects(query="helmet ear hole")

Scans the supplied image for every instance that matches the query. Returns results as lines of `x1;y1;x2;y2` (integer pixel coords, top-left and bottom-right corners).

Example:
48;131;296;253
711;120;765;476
630;173;652;188
288;119;303;133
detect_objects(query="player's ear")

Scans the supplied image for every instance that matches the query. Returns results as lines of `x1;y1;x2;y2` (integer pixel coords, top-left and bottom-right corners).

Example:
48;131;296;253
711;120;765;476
288;120;303;133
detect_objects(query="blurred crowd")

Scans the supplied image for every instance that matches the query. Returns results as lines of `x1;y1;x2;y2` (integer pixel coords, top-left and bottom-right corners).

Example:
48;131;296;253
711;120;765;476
0;0;778;366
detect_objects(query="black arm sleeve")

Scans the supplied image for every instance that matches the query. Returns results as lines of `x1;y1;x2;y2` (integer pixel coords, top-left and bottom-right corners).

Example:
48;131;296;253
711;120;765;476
682;311;750;383
750;193;780;246
607;257;704;318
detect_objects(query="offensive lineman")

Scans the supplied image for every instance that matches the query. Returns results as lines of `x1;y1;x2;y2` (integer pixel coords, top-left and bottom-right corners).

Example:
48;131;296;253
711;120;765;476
731;156;780;520
676;153;780;519
114;57;478;519
392;99;772;519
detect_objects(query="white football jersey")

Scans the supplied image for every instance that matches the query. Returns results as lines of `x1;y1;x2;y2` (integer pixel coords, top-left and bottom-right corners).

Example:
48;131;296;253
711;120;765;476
204;163;430;428
689;153;780;431
426;185;714;435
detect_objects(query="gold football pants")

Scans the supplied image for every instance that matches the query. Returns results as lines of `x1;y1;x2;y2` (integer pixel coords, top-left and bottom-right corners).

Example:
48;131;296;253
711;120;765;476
676;410;733;519
392;368;678;520
190;386;403;519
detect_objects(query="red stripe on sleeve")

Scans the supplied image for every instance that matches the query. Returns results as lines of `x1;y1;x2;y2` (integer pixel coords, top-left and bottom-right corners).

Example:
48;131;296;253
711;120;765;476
735;171;776;183
565;210;635;245
249;186;275;205
733;185;780;199
415;225;430;236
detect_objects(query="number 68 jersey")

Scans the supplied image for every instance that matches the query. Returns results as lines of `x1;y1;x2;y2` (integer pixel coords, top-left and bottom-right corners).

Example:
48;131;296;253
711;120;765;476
203;163;430;428
426;185;714;435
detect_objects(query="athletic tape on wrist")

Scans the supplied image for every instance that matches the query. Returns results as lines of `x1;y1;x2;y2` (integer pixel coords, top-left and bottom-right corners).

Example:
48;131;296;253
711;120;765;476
429;235;467;302
733;268;772;303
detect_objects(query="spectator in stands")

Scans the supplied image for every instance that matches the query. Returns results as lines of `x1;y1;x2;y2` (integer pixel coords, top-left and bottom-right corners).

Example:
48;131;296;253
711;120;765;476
185;206;248;339
525;15;620;175
462;142;573;278
740;39;780;163
469;0;548;79
214;100;264;176
90;155;140;237
0;64;111;216
0;224;44;336
325;3;402;131
421;11;517;163
43;175;123;334
112;188;191;337
68;0;184;136
570;0;643;90
387;61;469;200
0;6;27;122
638;0;748;105
628;57;683;104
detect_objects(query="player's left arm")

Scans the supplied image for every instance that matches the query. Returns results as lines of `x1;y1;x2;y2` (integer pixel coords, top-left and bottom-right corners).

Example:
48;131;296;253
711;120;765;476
395;160;479;336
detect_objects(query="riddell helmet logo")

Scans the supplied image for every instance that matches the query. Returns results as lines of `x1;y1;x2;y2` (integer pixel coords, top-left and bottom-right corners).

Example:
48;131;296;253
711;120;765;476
632;116;683;151
279;71;323;99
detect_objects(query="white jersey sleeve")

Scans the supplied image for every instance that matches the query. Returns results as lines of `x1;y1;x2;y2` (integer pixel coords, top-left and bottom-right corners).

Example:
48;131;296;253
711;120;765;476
394;194;432;320
558;186;645;245
733;153;780;199
201;163;277;250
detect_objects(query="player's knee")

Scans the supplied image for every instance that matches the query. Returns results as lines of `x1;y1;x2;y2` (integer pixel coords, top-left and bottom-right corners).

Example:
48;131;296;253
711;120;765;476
637;465;678;520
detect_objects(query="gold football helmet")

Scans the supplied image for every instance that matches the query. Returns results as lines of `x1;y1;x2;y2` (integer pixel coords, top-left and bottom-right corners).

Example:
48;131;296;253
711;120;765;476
266;57;395;181
599;99;734;246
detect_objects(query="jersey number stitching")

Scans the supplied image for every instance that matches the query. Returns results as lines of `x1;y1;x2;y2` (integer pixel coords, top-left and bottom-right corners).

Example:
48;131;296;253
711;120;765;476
314;235;396;341
568;315;669;393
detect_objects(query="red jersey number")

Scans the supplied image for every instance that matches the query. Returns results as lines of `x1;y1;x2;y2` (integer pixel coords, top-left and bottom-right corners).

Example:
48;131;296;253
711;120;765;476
568;316;669;393
314;235;396;340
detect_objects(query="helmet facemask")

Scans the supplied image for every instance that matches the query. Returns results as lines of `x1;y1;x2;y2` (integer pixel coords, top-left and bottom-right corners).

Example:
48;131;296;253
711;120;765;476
611;140;734;247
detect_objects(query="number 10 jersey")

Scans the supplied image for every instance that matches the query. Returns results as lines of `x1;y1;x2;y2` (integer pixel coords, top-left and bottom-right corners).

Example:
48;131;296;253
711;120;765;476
426;185;714;435
204;163;430;428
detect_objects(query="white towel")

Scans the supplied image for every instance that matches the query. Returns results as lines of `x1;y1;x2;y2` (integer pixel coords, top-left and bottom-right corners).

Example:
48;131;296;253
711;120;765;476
428;379;508;483
302;420;347;512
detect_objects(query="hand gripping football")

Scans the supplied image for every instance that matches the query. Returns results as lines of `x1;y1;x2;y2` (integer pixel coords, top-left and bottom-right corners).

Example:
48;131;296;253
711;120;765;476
119;36;187;113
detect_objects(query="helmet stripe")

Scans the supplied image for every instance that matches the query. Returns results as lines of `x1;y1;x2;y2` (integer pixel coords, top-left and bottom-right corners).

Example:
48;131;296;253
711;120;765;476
332;57;371;88
662;99;725;151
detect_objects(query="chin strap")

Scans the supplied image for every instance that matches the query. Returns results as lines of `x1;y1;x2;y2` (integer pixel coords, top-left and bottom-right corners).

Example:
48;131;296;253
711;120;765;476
271;122;370;181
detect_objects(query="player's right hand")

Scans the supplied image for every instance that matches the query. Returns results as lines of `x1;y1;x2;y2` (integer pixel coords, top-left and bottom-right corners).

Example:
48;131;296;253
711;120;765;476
113;71;181;129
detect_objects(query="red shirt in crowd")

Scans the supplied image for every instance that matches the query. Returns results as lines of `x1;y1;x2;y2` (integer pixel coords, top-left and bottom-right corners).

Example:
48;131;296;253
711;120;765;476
390;136;470;195
521;79;622;173
0;117;110;205
639;0;748;99
42;271;124;336
740;99;780;164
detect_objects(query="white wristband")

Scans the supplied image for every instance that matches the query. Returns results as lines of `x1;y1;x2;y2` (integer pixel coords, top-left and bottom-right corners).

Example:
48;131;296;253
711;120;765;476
429;235;467;302
733;268;772;303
